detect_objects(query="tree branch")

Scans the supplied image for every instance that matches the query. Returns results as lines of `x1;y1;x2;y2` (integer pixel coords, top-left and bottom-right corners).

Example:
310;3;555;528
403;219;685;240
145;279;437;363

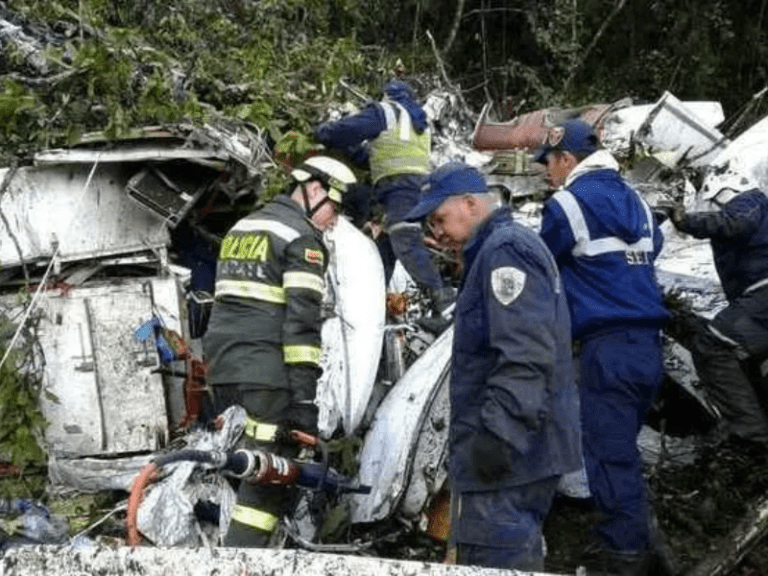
563;0;628;91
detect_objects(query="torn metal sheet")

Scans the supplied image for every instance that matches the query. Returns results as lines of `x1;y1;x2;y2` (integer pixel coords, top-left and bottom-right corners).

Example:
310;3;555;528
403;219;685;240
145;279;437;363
348;327;453;524
317;217;386;438
34;122;270;177
33;145;229;165
19;277;185;457
399;361;450;520
471;102;615;152
701;113;768;199
125;166;212;228
601;99;724;157
0;163;169;269
635;91;729;167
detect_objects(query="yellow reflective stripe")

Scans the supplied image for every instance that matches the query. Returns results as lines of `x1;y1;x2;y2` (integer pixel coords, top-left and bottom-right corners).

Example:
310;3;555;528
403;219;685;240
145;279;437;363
283;344;321;365
283;271;324;294
230;504;279;532
215;279;286;304
244;417;278;442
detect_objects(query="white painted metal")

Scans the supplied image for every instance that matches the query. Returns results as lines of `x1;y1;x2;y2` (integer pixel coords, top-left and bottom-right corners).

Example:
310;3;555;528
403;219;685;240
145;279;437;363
30;277;181;456
317;216;386;438
33;146;229;165
348;326;453;523
0;163;169;269
601;98;725;155
1;545;559;576
700;113;768;199
635;91;729;168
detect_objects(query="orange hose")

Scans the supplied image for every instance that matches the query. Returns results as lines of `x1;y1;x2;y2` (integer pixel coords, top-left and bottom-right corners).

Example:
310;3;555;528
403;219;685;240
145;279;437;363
126;462;160;547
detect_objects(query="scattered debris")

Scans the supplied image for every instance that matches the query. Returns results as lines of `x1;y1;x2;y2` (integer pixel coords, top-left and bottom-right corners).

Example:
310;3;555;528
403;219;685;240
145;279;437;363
2;82;768;576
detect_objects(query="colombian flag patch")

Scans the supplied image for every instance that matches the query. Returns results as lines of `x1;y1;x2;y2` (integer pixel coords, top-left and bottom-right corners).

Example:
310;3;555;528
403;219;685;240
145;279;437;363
304;248;324;265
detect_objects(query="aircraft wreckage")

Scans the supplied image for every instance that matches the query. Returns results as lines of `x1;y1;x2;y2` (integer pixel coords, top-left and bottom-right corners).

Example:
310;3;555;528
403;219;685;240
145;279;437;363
2;89;768;575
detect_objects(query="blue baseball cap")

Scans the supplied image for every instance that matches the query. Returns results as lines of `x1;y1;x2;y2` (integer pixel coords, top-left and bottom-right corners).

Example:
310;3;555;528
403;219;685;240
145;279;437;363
405;162;487;221
533;119;598;164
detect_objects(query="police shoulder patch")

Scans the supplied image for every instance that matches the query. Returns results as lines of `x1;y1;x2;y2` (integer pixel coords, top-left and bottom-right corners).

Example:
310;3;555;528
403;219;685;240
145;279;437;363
304;248;324;265
491;266;526;306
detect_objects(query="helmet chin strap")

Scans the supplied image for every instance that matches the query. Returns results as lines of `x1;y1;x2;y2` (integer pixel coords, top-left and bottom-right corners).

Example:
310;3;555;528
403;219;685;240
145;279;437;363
301;182;331;220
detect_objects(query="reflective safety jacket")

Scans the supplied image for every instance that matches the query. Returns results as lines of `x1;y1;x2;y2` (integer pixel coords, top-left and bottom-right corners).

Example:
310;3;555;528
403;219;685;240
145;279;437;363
368;101;430;183
203;195;327;405
540;150;670;339
313;100;430;184
676;189;768;301
451;208;582;492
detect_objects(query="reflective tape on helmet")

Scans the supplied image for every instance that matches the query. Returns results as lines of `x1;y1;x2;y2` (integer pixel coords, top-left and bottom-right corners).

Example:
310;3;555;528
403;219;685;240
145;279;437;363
244;417;279;442
283;344;321;365
283;271;324;294
215;279;286;304
230;504;279;532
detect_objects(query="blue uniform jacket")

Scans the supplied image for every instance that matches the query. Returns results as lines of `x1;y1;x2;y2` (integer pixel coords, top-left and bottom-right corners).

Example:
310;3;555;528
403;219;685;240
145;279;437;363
540;151;669;339
677;189;768;301
451;208;582;492
313;104;381;167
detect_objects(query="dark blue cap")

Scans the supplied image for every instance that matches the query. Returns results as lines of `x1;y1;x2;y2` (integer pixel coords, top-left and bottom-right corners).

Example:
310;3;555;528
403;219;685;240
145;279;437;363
533;119;598;164
405;162;487;221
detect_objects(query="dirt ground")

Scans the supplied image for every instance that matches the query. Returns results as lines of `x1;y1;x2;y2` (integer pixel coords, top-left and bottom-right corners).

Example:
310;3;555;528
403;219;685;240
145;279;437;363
362;426;768;576
542;436;768;575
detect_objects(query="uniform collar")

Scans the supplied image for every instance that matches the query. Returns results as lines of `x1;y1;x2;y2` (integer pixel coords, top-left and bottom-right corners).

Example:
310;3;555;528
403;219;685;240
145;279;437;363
462;207;512;270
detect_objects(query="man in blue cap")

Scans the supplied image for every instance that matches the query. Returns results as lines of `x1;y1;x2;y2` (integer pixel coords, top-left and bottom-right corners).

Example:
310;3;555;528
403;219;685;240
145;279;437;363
314;81;455;329
405;161;582;571
535;119;670;575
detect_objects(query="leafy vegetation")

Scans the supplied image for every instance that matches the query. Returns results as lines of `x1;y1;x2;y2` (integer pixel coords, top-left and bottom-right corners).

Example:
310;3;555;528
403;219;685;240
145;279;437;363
0;345;47;471
3;0;768;167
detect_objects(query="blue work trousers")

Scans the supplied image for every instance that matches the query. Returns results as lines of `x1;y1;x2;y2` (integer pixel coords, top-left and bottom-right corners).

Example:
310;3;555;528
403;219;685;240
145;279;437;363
377;175;445;291
452;476;559;571
579;327;664;553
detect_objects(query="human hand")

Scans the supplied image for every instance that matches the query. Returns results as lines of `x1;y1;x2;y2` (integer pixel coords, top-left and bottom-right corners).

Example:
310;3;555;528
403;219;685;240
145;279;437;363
653;201;686;227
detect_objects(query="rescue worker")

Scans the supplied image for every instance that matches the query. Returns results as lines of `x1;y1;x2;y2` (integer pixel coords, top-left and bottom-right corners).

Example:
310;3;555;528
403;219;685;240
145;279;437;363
313;80;456;324
405;162;582;571
202;155;356;547
535;119;670;575
663;173;768;448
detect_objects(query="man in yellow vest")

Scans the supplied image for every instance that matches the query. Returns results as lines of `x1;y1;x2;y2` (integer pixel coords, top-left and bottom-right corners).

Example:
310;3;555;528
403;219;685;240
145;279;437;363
203;155;356;546
314;81;456;328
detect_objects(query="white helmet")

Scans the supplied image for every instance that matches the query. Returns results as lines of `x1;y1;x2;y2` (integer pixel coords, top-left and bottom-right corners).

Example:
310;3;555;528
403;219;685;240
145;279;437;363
291;156;357;204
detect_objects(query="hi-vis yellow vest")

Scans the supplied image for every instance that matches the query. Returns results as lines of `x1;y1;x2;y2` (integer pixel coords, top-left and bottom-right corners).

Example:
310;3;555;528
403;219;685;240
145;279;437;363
369;101;430;184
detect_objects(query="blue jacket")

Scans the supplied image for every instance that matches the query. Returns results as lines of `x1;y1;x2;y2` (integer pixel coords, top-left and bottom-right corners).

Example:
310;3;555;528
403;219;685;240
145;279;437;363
313;95;429;171
678;189;768;301
540;151;670;339
451;208;582;492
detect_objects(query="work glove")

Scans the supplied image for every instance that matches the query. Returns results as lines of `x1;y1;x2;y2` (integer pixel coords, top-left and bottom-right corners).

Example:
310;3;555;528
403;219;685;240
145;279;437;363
653;200;686;227
471;429;512;482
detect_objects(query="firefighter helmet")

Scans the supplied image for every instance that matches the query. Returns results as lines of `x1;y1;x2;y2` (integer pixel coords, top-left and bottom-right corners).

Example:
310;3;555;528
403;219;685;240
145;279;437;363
291;156;357;204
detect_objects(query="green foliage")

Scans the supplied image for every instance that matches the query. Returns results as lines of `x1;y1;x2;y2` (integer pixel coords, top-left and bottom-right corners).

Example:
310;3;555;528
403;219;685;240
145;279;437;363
0;347;48;469
2;0;768;162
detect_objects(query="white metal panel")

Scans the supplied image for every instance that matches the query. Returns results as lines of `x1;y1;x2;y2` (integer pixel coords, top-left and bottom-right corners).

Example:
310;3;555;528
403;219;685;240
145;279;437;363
317;217;386;438
601;99;725;154
348;327;453;523
636;92;730;167
700;113;768;198
35;278;174;456
0;163;169;268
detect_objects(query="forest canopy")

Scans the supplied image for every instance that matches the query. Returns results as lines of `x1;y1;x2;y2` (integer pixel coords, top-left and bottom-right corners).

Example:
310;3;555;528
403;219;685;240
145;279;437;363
2;0;768;165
